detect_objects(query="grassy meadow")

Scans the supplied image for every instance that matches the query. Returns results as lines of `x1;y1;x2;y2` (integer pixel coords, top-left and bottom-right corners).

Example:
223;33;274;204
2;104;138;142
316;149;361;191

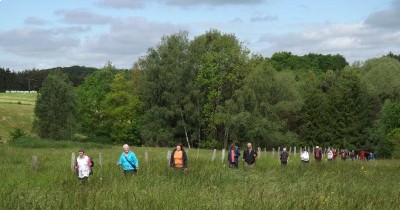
0;93;36;142
1;141;400;210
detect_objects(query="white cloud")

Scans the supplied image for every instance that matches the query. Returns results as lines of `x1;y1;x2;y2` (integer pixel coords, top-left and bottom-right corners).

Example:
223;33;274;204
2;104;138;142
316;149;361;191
250;15;278;22
365;0;400;29
99;0;266;9
24;16;47;25
55;9;113;25
256;22;400;62
0;14;184;70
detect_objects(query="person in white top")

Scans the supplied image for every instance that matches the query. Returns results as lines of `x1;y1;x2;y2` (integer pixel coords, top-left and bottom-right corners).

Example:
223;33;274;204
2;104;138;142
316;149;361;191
301;148;310;164
327;147;334;161
75;149;92;184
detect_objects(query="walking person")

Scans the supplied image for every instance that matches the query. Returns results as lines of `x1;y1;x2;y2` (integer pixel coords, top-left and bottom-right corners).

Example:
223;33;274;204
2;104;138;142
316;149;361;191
170;143;188;173
228;143;240;168
243;143;257;167
301;148;310;164
75;149;93;184
350;150;356;161
327;147;334;161
118;144;139;176
341;149;347;160
280;147;289;166
314;146;323;162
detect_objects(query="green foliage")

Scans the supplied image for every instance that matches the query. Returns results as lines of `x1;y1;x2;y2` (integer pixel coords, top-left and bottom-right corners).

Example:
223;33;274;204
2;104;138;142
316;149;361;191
102;72;141;144
33;71;77;140
9;128;26;141
388;128;400;158
361;57;400;101
8;136;110;149
77;65;115;139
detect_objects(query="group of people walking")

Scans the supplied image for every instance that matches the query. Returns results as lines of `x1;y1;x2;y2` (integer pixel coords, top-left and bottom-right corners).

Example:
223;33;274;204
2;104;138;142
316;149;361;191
74;143;376;183
74;143;189;183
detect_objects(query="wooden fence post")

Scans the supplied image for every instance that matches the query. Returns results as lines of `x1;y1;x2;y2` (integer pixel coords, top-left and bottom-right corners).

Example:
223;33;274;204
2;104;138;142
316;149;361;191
99;152;103;168
145;150;149;163
221;148;226;163
272;148;275;156
70;153;75;172
257;147;261;159
212;149;217;161
167;150;172;166
294;146;297;156
32;156;38;171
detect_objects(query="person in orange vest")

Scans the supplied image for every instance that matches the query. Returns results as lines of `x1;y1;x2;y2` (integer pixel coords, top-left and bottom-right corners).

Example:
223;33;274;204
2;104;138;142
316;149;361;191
170;143;188;172
228;143;240;168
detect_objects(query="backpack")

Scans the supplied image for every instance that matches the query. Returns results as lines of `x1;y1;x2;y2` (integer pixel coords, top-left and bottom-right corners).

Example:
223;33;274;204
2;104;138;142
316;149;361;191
315;149;321;159
280;151;289;162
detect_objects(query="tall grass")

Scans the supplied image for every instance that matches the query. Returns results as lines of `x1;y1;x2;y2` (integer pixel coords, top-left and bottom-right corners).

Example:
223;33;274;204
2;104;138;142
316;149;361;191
1;145;399;209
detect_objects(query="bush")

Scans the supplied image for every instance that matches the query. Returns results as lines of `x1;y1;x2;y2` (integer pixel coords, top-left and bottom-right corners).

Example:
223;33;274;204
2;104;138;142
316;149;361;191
9;128;26;141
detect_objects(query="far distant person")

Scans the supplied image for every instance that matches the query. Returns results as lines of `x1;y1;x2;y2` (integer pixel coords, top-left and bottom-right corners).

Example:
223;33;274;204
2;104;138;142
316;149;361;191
314;146;322;161
228;143;240;168
360;150;366;161
75;149;93;184
118;144;139;176
170;143;188;173
280;147;289;165
341;149;347;160
301;148;310;164
327;147;334;161
369;152;375;160
350;150;356;161
333;149;337;160
243;143;257;167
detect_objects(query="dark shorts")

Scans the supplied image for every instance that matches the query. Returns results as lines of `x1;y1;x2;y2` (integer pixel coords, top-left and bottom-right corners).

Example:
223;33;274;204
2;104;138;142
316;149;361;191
124;169;137;176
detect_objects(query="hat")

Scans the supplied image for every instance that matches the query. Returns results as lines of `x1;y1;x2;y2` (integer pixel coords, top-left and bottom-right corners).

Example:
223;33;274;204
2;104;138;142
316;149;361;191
316;146;319;149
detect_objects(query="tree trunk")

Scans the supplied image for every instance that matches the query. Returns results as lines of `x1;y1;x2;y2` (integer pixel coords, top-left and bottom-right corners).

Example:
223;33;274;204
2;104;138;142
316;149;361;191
180;109;191;149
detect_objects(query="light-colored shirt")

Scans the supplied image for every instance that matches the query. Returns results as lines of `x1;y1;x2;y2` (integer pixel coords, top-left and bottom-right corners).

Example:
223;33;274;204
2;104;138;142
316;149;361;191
77;155;91;178
301;151;310;161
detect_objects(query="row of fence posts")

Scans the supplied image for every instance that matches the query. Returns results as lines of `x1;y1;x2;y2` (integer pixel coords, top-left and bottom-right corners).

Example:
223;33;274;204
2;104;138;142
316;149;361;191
30;146;328;171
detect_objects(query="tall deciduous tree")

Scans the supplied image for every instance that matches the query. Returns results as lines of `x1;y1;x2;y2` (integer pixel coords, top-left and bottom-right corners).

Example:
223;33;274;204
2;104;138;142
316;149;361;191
76;63;115;139
33;71;77;139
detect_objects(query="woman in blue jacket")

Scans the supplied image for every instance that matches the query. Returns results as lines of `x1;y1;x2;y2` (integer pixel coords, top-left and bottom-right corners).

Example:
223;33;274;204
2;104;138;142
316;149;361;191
118;144;139;176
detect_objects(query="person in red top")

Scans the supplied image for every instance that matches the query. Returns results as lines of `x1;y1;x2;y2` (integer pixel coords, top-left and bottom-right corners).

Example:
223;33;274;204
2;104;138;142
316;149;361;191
360;150;366;161
314;146;322;161
333;149;337;160
341;149;347;160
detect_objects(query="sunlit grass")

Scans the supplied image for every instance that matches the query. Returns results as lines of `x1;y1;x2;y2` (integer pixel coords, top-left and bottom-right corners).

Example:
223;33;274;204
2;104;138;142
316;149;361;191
1;144;399;209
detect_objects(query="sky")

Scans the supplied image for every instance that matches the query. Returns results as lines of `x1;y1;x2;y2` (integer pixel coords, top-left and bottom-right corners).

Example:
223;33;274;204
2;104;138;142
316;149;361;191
0;0;399;70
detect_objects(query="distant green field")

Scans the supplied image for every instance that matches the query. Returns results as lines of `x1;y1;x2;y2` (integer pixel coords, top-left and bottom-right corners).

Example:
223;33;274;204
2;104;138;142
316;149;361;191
0;93;36;142
0;143;399;209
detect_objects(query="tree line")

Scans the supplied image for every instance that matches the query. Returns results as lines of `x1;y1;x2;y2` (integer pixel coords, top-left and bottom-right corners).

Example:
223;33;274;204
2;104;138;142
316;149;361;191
0;66;100;92
31;30;400;157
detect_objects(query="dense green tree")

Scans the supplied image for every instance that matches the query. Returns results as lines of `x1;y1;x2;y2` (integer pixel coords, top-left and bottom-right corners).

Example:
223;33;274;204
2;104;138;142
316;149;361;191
102;72;141;143
33;72;77;139
189;30;250;147
76;63;115;139
138;32;194;147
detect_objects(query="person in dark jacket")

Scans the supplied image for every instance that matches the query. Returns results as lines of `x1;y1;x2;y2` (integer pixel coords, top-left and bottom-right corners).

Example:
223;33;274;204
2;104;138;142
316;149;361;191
228;143;240;168
170;143;188;172
280;147;289;165
243;143;257;167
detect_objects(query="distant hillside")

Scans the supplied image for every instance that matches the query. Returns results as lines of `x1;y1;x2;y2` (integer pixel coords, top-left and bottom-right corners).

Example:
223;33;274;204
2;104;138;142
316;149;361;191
0;65;99;92
0;93;36;143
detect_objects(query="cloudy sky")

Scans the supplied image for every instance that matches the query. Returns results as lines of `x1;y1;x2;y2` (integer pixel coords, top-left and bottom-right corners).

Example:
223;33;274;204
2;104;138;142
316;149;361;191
0;0;399;70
